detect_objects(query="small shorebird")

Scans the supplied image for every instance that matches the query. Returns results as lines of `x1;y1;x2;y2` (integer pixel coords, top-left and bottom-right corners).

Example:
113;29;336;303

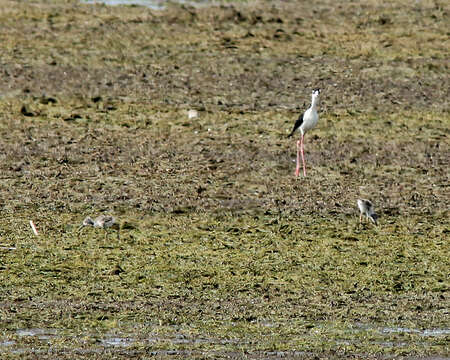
357;199;378;225
79;215;120;240
288;89;321;177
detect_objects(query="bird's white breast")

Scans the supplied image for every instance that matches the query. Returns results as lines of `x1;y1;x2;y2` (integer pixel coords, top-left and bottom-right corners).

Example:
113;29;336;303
357;199;374;216
301;108;319;133
357;200;366;213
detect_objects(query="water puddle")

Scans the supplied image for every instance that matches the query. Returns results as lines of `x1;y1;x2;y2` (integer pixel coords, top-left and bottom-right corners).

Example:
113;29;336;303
1;325;448;354
100;336;135;347
374;326;450;338
2;327;246;352
0;340;15;347
16;328;58;341
81;0;213;10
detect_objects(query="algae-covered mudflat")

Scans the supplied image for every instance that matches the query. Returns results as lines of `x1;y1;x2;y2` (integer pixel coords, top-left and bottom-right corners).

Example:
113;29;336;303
0;0;448;358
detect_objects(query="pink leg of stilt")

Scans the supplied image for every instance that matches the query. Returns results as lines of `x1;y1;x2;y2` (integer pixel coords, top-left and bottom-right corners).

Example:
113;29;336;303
300;134;307;177
295;140;301;176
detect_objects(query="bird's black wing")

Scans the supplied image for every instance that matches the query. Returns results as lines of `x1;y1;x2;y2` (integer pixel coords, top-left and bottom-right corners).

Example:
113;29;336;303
287;113;303;137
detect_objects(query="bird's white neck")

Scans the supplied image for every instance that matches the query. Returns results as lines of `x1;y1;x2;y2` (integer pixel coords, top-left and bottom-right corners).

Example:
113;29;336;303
311;95;319;109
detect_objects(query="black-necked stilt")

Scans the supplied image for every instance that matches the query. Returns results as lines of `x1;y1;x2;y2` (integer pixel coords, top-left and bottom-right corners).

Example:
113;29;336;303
288;89;320;177
357;199;378;225
79;215;120;239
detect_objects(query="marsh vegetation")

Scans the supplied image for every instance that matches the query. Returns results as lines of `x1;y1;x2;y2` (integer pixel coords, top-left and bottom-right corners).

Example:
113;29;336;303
0;0;448;358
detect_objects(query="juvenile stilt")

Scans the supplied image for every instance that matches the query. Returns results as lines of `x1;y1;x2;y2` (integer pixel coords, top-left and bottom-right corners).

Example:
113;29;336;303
357;199;378;226
79;215;120;240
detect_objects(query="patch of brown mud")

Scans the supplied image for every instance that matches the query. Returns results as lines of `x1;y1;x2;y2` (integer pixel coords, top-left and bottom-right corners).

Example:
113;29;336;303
0;0;448;112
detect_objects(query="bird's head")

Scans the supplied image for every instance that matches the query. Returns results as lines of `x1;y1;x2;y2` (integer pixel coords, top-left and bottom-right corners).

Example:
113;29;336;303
78;216;94;232
312;88;321;97
370;213;378;226
82;216;95;227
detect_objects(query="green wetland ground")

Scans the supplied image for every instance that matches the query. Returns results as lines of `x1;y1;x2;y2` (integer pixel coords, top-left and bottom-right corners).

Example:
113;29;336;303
0;0;449;358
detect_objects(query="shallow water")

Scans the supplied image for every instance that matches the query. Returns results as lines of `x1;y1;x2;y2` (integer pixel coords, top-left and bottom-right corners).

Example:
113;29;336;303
381;327;450;337
16;328;58;340
1;325;448;355
0;340;15;347
100;336;135;347
81;0;212;10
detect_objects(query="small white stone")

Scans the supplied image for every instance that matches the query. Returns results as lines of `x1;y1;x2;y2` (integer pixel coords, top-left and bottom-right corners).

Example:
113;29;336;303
188;109;198;119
